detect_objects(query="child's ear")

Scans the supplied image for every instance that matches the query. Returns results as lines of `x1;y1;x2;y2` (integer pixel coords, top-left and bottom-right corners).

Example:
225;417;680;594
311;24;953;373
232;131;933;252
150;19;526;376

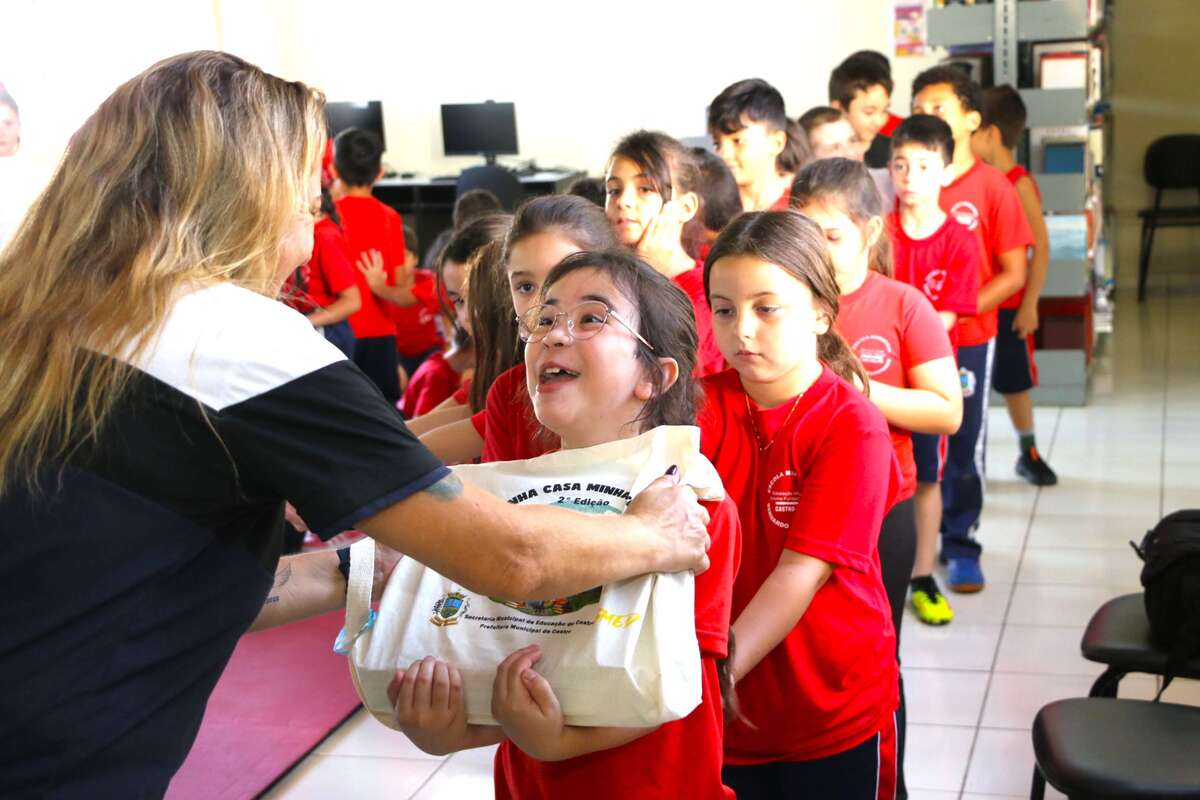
675;191;700;225
865;215;884;251
768;127;787;159
964;109;982;135
813;308;832;336
376;166;385;183
634;357;680;401
831;99;846;113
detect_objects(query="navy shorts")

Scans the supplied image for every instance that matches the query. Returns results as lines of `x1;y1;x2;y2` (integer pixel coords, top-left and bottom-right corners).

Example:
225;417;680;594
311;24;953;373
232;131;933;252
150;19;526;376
912;431;947;484
992;308;1038;395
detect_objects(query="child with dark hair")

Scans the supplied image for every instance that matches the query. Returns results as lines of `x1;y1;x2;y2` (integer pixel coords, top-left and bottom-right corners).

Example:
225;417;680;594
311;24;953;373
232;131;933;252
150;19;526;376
331;127;407;404
566;176;605;206
423;228;454;270
689;148;743;256
886;114;983;627
701;210;901;800
707;78;810;212
912;65;1032;593
386;224;443;379
453;188;505;228
793;158;963;800
846;50;906;136
972;85;1058;488
393;249;742;800
829;53;896;169
606;130;724;375
799;106;861;161
281;187;361;358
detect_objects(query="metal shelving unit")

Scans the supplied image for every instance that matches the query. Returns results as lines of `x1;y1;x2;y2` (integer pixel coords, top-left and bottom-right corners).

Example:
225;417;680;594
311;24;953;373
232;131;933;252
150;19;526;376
927;0;1100;407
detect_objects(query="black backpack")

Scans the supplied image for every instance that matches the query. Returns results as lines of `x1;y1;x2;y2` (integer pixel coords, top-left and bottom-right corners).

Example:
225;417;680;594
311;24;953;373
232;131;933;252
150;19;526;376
1130;509;1200;699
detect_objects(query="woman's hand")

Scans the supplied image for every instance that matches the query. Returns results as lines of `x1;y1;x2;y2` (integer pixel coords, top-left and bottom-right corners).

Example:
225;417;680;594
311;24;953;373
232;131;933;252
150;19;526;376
356;249;390;295
389;657;471;756
491;645;566;761
626;468;711;575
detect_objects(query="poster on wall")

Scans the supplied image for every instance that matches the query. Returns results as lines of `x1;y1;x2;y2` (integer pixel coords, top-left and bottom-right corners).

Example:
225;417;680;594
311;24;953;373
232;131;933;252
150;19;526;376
894;3;927;57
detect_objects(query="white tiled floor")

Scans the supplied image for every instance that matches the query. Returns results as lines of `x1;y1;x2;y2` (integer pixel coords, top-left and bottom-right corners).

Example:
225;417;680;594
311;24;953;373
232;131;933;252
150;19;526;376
265;286;1200;800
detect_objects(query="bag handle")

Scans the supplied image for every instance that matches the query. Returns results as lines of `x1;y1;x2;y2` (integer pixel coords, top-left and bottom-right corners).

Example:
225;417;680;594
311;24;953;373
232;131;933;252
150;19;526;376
334;536;376;655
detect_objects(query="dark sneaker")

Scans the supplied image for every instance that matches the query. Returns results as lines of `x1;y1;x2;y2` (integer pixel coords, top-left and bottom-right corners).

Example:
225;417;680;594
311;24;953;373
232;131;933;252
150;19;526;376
947;557;985;593
1016;448;1058;486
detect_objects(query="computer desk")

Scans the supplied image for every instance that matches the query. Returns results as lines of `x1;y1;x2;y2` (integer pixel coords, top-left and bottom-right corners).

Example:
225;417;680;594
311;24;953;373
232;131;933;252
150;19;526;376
373;170;584;262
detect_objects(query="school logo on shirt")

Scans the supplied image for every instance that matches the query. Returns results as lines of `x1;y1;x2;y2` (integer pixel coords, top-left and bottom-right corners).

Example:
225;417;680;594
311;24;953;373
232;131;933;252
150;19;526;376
950;201;981;232
431;591;470;626
923;268;947;301
766;470;801;528
852;334;894;377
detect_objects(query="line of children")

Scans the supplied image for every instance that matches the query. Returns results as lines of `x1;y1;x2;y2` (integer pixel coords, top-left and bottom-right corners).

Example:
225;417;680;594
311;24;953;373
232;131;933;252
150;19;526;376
708;79;809;213
911;66;1032;594
972;85;1059;487
604;130;724;375
792;158;963;800
701;210;901;799
391;249;742;800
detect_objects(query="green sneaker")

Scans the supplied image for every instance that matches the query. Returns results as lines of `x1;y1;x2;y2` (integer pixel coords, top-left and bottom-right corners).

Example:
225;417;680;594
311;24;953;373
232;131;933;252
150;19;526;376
911;576;954;625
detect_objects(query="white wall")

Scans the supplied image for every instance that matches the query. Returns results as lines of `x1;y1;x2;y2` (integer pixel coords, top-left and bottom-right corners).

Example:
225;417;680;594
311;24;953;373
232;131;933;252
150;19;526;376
4;0;943;182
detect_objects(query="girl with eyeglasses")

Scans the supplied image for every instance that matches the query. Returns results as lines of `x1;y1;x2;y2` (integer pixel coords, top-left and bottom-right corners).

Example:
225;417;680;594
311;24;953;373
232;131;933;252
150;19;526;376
392;249;741;800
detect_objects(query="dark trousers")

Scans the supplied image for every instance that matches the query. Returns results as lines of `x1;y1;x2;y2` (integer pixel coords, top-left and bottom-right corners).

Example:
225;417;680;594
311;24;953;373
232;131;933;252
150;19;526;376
352;335;401;406
878;496;916;800
941;339;995;560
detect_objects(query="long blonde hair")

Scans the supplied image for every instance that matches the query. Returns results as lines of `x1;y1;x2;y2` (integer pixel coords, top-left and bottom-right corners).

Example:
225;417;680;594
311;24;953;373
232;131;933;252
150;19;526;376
0;51;326;494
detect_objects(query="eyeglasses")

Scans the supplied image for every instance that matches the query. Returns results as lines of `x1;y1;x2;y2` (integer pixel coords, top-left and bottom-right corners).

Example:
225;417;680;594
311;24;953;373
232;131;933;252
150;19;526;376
517;300;655;351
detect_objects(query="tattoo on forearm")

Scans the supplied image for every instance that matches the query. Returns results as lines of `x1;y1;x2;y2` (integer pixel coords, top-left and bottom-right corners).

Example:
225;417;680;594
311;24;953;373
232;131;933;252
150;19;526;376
423;473;464;502
273;563;293;589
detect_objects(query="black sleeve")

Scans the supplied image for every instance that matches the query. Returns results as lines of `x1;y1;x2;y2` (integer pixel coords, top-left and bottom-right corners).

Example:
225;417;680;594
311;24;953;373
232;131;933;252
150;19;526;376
215;360;449;538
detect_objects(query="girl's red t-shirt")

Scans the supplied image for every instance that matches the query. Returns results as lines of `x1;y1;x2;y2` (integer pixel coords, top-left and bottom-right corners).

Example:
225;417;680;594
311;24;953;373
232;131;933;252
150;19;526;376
493;497;741;800
700;366;900;764
482;364;559;462
676;263;725;377
400;351;461;419
836;271;955;500
389;269;444;356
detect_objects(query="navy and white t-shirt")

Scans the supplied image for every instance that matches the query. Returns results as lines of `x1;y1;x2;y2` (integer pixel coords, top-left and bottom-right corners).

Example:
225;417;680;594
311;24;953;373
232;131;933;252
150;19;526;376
0;282;448;798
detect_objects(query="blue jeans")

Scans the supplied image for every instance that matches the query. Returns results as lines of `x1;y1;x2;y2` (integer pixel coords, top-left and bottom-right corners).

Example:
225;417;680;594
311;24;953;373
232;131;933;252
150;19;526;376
941;338;995;560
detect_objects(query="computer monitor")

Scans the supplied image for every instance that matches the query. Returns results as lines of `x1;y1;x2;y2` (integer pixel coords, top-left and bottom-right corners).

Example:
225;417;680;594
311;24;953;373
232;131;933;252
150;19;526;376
441;101;518;165
326;101;386;151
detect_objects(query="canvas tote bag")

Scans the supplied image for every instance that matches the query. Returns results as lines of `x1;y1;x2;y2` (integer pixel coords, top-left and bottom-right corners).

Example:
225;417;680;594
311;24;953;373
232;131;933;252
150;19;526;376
340;425;724;728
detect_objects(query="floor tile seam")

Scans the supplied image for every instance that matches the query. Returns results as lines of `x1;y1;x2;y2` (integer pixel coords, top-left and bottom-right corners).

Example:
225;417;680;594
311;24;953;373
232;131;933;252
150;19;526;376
407;753;453;800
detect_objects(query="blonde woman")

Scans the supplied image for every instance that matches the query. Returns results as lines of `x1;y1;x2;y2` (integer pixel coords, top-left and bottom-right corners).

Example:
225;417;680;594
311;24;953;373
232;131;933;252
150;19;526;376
0;51;711;797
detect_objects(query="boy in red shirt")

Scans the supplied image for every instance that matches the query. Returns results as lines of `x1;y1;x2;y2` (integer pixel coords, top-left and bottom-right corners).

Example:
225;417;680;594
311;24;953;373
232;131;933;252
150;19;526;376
708;78;807;212
330;128;405;404
830;51;899;170
887;114;982;624
912;66;1031;593
389;224;444;380
971;85;1059;487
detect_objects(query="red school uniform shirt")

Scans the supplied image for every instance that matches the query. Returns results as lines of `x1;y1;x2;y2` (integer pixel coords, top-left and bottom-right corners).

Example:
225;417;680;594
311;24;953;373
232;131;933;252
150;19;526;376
1002;165;1042;311
881;112;905;138
482;364;560;462
700;367;901;764
400;351;461;418
888;210;981;345
677;263;725;376
493;496;742;800
836;271;955;501
389;269;443;356
334;194;405;339
283;218;357;314
938;160;1033;347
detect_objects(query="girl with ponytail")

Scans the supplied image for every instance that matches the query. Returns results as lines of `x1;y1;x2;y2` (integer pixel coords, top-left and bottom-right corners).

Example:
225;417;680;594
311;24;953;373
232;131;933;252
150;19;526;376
699;209;902;799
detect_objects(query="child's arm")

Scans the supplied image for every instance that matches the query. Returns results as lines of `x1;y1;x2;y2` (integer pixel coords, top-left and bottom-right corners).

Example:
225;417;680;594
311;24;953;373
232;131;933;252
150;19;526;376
867;355;963;435
976;247;1027;314
490;645;659;762
419;416;485;465
729;550;832;682
356;248;419;306
406;402;471;437
307;285;361;328
1013;177;1050;337
389;657;505;756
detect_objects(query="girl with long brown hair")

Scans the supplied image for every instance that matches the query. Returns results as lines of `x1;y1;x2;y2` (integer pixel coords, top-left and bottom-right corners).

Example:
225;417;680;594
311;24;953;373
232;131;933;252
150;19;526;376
699;210;902;799
0;51;710;797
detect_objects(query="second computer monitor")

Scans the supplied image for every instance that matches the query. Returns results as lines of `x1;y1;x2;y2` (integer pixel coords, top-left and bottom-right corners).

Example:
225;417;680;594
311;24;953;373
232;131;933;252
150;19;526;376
327;101;386;151
441;101;518;165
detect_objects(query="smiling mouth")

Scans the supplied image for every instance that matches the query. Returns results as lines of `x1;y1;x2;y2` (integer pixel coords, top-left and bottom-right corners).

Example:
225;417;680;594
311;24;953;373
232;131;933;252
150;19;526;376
539;366;580;385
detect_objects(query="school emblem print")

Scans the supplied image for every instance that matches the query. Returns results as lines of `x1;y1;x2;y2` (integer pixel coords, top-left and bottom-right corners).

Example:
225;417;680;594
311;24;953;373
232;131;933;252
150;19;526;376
950;200;981;232
923;268;947;302
852;334;894;377
766;470;801;528
431;591;470;626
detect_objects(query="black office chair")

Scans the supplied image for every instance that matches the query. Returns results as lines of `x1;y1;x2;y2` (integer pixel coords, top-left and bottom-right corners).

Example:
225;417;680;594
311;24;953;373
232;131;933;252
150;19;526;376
1031;698;1200;799
456;166;523;212
1137;134;1200;302
1081;593;1200;698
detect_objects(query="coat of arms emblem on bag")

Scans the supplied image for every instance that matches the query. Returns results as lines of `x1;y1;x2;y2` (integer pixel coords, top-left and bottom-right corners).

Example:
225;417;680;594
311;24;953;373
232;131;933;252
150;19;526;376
431;591;469;626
